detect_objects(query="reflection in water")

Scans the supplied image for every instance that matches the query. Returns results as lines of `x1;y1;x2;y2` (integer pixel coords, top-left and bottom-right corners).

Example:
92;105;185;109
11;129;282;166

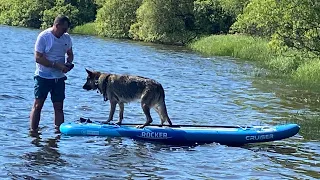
250;77;320;141
7;133;68;180
80;137;195;179
245;144;298;154
290;113;320;140
23;133;67;167
105;138;163;179
245;142;320;179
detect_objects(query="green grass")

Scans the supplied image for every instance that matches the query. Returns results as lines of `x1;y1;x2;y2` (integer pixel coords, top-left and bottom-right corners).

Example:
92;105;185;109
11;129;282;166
188;34;320;89
70;22;97;36
293;59;320;88
188;34;271;62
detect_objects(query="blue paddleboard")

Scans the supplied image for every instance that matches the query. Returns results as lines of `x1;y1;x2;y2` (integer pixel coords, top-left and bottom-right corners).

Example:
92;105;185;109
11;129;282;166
60;120;300;146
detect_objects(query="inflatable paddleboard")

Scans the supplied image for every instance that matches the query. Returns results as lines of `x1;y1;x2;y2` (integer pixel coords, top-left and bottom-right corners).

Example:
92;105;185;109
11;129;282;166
60;119;300;146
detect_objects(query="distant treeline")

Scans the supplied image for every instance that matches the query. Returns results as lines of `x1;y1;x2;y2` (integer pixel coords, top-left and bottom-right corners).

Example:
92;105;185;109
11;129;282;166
1;0;320;55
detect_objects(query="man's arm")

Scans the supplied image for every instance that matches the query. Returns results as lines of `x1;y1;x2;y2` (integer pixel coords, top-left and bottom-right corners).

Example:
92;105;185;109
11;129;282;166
35;51;54;67
34;35;53;67
35;51;69;73
66;47;74;63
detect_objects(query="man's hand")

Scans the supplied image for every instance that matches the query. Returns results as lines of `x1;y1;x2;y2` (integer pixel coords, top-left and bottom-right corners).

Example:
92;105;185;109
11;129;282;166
65;62;74;72
54;62;69;73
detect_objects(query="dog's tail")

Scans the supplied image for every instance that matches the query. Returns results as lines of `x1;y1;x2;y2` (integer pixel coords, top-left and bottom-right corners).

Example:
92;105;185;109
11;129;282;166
155;85;172;126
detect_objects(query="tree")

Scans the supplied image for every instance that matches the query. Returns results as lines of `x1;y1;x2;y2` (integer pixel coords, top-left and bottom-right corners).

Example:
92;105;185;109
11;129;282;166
129;0;195;44
193;0;235;34
67;0;98;25
95;0;142;38
219;0;249;17
0;0;54;28
41;0;80;29
271;0;320;55
231;0;320;56
230;0;282;36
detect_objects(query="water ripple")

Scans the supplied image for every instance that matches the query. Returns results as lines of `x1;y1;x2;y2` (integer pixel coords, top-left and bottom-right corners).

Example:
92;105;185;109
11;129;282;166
0;94;26;100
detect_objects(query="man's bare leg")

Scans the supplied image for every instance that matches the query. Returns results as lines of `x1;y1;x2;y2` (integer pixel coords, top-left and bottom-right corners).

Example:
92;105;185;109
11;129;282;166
30;98;45;132
53;101;64;132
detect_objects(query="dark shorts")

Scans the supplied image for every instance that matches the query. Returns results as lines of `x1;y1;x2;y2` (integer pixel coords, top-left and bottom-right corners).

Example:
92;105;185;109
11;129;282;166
34;76;67;102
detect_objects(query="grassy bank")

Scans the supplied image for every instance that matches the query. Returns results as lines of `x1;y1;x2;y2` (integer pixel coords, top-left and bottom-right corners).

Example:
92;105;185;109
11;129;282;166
70;22;97;36
188;34;320;89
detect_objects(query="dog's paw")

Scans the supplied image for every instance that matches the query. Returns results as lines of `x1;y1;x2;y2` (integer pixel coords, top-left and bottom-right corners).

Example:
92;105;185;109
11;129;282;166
115;121;122;126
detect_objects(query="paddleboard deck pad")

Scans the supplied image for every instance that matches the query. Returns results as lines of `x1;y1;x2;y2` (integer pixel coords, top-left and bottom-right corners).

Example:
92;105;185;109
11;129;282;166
60;118;300;146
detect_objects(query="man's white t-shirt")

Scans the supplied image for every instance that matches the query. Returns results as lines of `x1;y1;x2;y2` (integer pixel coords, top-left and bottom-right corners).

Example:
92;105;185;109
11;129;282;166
34;28;72;79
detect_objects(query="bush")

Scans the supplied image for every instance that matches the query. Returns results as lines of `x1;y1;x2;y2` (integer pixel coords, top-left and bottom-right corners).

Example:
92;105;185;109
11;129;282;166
95;0;142;38
232;0;320;56
129;0;195;44
0;0;54;28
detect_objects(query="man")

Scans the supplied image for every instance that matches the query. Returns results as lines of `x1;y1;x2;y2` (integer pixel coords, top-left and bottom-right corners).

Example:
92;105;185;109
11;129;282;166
30;15;74;133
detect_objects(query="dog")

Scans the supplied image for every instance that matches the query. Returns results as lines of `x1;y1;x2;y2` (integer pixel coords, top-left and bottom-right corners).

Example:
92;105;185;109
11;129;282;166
83;69;172;128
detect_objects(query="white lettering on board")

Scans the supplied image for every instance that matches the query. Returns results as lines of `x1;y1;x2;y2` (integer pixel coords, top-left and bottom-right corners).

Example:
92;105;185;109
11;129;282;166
86;130;100;136
138;132;169;139
245;134;274;141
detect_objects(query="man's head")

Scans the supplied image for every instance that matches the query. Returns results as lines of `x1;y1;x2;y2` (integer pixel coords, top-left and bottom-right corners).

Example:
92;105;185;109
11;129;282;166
52;15;71;38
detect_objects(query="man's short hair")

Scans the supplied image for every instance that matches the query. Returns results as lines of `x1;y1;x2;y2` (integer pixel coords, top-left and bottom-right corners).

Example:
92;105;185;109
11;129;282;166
54;15;71;27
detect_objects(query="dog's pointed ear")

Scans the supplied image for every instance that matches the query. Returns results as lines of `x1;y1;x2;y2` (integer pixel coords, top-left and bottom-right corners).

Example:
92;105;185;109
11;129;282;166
85;68;93;76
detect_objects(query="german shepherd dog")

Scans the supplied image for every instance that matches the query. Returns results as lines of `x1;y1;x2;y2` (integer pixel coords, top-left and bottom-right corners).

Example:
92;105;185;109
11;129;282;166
83;69;172;128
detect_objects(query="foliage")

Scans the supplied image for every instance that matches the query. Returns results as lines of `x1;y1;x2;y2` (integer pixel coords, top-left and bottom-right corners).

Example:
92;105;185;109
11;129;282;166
272;0;320;56
95;0;142;38
188;34;271;61
219;0;249;17
94;0;106;8
68;0;97;25
232;0;320;56
41;1;79;29
0;0;53;28
293;59;320;86
193;0;235;34
70;22;97;35
188;34;305;74
0;0;244;44
129;0;195;44
129;0;241;44
230;0;281;36
0;0;97;29
41;0;97;29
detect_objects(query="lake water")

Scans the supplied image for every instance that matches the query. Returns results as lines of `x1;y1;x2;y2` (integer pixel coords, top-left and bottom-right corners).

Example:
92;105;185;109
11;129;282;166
0;25;319;179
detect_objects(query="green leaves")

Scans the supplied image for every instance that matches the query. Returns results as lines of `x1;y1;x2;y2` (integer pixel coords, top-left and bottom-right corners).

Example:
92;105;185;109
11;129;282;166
232;0;320;56
95;0;142;38
129;0;190;43
194;0;236;35
41;3;79;29
0;0;51;28
0;0;245;45
0;0;97;29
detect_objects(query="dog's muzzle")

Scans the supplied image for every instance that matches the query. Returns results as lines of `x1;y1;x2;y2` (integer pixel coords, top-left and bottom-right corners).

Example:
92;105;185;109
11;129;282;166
82;85;92;90
83;80;99;90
